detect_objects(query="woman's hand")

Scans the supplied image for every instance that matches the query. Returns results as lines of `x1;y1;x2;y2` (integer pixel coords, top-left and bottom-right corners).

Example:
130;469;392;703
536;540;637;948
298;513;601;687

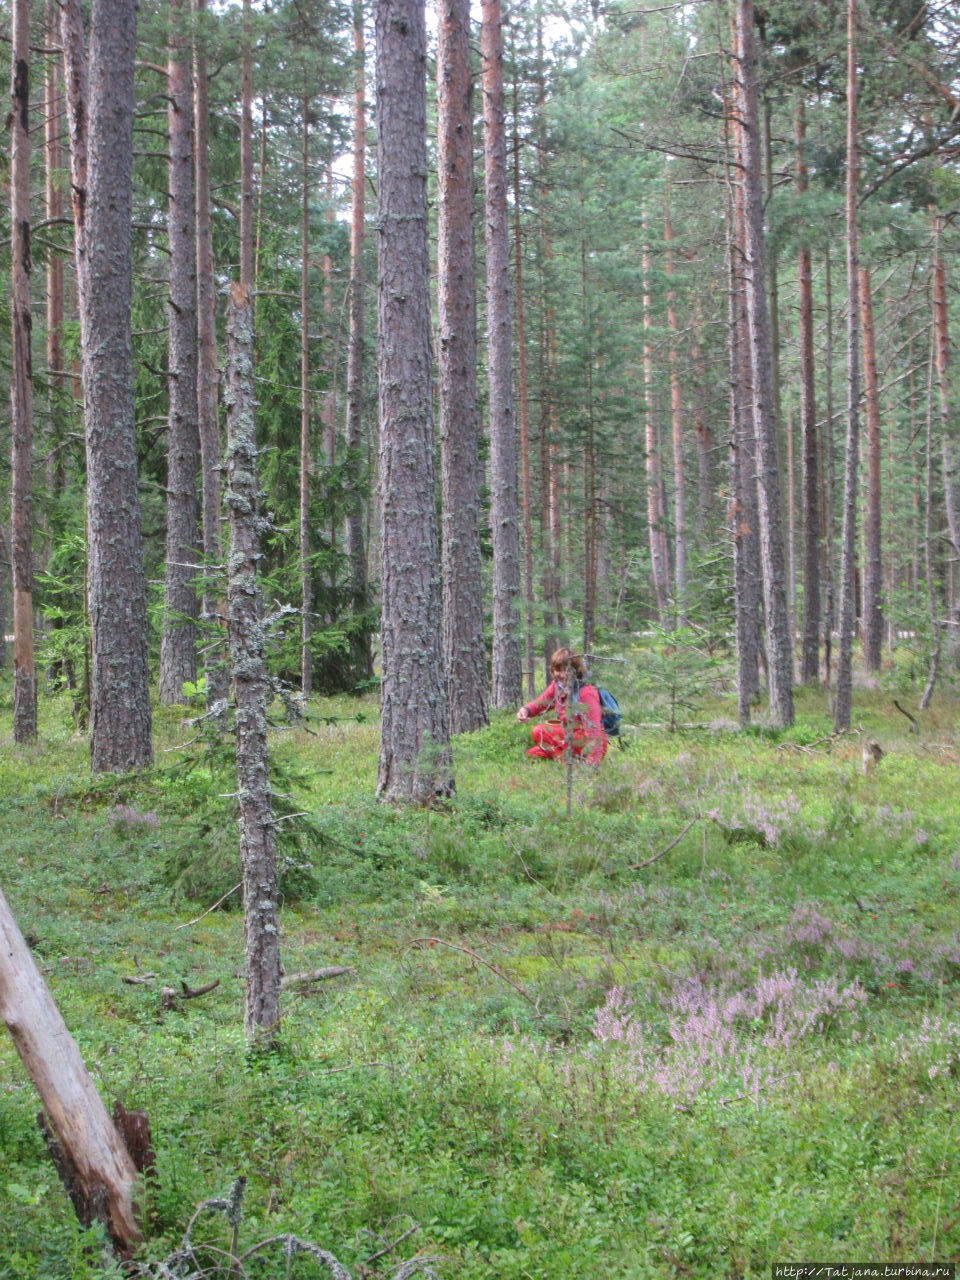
517;707;529;722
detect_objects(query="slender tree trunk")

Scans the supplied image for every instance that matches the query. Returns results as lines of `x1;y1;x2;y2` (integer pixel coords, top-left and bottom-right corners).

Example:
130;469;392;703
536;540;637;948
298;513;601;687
822;246;836;686
0;886;141;1249
736;0;794;727
642;207;669;620
512;45;536;698
239;0;254;294
796;94;820;684
834;0;861;733
665;207;687;621
44;0;66;506
344;1;369;673
159;0;200;705
376;0;453;802
933;217;960;625
193;0;226;713
224;282;281;1044
920;336;940;709
300;97;313;697
691;300;713;533
10;0;37;743
482;0;522;708
726;64;762;717
437;0;488;733
62;0;154;772
859;264;883;670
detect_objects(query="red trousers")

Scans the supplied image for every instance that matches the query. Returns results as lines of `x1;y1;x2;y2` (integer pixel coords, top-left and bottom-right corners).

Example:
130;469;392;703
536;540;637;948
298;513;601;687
527;720;607;763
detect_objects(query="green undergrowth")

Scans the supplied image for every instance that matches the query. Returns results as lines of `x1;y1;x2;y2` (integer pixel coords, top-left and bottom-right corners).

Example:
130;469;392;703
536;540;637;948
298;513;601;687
1;683;959;1276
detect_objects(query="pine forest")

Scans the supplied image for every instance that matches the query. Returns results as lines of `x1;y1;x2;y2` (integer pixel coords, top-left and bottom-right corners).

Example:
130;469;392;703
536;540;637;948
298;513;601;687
1;0;960;1275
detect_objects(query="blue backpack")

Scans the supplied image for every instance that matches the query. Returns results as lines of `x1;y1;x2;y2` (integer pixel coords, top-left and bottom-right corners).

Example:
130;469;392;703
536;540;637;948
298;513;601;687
573;680;622;737
594;687;622;737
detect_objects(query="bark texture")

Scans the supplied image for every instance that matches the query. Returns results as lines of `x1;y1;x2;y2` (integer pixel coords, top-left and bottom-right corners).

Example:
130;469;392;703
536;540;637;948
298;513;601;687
796;94;821;684
300;98;313;697
159;0;201;704
193;0;227;712
63;0;153;772
0;885;141;1249
224;282;282;1043
10;0;37;742
438;0;488;734
736;0;794;727
834;0;861;733
859;265;884;670
345;3;368;636
375;0;454;803
482;0;523;708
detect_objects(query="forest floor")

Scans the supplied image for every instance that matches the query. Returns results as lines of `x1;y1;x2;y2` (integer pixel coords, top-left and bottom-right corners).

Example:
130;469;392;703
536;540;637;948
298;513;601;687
1;674;959;1278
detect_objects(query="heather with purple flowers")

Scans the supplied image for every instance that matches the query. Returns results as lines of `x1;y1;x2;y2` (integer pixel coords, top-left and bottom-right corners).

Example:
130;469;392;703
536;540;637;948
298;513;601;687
592;967;867;1102
112;803;160;831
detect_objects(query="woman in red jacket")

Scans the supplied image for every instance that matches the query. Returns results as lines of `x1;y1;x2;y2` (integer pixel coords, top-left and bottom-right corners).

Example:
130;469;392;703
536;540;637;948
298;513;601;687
516;648;607;764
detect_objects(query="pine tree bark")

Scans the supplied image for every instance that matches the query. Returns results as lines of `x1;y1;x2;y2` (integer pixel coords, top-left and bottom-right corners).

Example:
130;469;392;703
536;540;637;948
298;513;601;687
159;0;201;704
933;217;960;623
224;282;281;1044
375;0;453;802
512;51;536;698
239;0;254;293
834;0;861;733
300;97;313;697
0;886;141;1249
665;208;687;621
344;2;370;675
438;0;488;733
859;264;884;670
193;0;227;713
44;0;66;507
736;0;794;727
10;0;37;743
62;0;154;772
482;0;522;708
796;93;821;684
642;207;669;620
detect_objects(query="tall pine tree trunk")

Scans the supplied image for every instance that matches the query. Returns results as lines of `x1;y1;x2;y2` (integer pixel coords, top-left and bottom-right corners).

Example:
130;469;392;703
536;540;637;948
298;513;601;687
239;0;254;293
62;0;153;772
224;282;281;1044
376;0;453;802
438;0;488;733
344;1;369;673
665;207;687;621
193;0;226;712
300;97;313;697
796;93;820;684
159;0;200;705
736;0;794;727
482;0;522;707
10;0;37;743
933;217;960;626
642;207;668;620
834;0;861;733
859;264;883;670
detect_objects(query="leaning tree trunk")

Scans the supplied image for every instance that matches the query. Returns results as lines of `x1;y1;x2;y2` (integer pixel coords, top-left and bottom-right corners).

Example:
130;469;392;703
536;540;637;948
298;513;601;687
62;0;153;772
859;264;883;671
933;217;960;628
193;0;227;713
482;0;523;709
834;0;861;734
438;0;488;733
0;885;141;1250
376;0;454;803
224;282;281;1044
10;0;37;743
159;0;200;705
736;0;794;728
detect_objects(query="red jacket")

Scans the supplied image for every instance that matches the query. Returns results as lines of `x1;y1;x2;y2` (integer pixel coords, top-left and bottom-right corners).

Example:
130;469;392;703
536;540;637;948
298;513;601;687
522;680;607;764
